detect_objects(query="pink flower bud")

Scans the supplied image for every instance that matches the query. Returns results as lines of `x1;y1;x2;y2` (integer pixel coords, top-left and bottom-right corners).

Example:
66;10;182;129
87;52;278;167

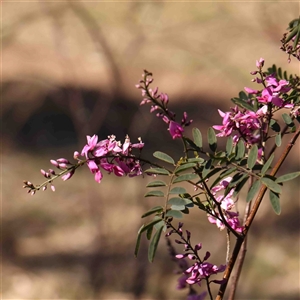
73;151;80;159
57;158;69;164
58;163;68;169
50;160;59;167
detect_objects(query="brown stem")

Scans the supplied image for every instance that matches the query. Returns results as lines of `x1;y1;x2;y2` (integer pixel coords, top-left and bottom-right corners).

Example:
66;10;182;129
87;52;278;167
227;197;252;300
216;125;300;300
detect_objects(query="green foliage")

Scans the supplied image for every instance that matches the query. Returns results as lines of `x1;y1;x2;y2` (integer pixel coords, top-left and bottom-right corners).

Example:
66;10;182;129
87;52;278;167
275;171;300;183
269;190;281;215
173;173;198;183
260;177;282;194
144;168;170;175
146;180;167;187
148;223;164;262
261;154;274;175
175;162;197;173
153;151;175;165
169;187;187;194
192;128;203;148
141;206;164;218
207;127;217;152
144;190;165;197
246;180;261;202
247;145;258;170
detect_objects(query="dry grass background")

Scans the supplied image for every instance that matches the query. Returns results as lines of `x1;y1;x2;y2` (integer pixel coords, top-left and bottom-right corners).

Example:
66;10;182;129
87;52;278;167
2;1;300;300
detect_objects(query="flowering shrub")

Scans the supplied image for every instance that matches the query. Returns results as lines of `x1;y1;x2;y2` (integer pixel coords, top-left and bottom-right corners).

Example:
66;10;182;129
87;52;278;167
23;18;300;299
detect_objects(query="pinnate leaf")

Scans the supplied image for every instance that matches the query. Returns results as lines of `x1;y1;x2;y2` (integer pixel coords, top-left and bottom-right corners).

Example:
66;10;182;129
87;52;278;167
141;206;164;218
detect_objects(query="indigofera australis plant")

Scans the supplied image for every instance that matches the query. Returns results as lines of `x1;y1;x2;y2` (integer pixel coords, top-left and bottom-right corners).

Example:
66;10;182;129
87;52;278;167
23;18;300;299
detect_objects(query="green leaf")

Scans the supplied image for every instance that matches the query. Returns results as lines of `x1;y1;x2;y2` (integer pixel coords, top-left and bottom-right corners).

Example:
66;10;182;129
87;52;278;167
233;174;249;196
148;224;164;262
169;187;187;194
270;119;281;132
275;133;282;147
187;157;204;163
231;97;255;111
276;171;300;183
226;136;234;155
247;145;258;170
261;177;282;194
146;180;167;187
193;128;203;148
146;226;153;240
153;151;175;165
235;140;245;160
269;190;281;215
168;198;192;211
261;154;274;175
173;173;198;183
144;190;165;197
141;206;164;218
282;113;294;126
246;180;261;202
207;127;217;152
202;159;212;178
134;224;144;257
175;162;197;174
144;168;170;175
166;210;183;219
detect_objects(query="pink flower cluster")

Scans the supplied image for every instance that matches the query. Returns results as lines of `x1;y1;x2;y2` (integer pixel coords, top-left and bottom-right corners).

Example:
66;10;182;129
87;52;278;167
208;177;244;233
136;70;192;139
167;223;225;290
213;105;267;145
213;58;295;148
80;134;144;183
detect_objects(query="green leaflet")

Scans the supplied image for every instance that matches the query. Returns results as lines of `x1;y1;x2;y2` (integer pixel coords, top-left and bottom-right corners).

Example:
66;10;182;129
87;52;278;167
269;190;281;215
144;168;170;175
261;177;282;194
169;187;187;194
207;127;217;152
246;180;261;202
261;154;274;175
192;128;203;148
148;224;164;262
173;173;198;183
166;210;183;219
146;180;167;187
141;206;164;218
275;171;300;183
282;113;294;127
153;151;175;165
247;145;258;170
144;190;165;197
226;136;234;155
275;133;282;147
235;140;245;161
175;162;197;174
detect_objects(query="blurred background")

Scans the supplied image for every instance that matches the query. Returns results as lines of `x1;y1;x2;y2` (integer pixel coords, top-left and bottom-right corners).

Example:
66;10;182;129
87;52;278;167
2;1;300;299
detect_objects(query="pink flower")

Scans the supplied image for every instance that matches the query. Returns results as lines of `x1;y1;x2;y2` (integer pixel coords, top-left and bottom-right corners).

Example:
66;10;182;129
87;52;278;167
169;121;184;139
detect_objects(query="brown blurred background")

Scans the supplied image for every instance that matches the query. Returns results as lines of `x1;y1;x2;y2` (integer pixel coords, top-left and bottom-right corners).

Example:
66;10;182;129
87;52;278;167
2;1;300;299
